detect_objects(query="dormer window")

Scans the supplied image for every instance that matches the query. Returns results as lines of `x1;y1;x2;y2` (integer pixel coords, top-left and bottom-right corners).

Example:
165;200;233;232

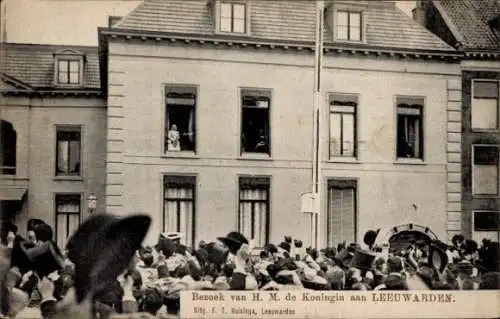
57;60;80;85
336;10;362;41
220;2;246;33
210;0;250;35
326;3;366;43
53;49;85;87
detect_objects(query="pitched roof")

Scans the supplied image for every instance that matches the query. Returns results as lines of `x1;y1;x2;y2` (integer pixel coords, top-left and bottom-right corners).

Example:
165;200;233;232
0;43;101;91
114;0;454;52
433;0;500;50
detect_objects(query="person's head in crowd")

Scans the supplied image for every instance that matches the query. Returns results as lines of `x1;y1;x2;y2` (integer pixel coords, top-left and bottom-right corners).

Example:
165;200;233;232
309;248;318;261
387;256;404;274
26;219;45;242
33;223;53;243
451;234;465;249
138;287;164;316
383;273;408;290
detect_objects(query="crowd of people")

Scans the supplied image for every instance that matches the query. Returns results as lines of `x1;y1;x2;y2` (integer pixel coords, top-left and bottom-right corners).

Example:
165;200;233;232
0;213;499;318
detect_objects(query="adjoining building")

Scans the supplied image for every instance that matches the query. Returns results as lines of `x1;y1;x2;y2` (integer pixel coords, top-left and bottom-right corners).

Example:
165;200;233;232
0;43;106;248
2;0;463;248
415;0;500;243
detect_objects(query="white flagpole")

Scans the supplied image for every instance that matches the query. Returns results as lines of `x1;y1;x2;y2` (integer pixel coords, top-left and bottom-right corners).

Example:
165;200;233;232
312;0;324;250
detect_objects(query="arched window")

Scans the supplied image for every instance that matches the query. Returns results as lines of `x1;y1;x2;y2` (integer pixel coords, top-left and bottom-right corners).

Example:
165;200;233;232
0;120;17;175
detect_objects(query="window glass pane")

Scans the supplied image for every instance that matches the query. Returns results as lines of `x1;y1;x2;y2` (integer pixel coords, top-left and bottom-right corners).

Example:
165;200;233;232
59;60;68;72
240;188;267;200
165;187;193;199
233;4;245;19
342;114;355;156
56;215;67;249
474;211;500;231
329;113;341;156
58;72;68;84
349;26;361;41
69;61;79;73
241;107;270;154
57;141;69;173
337;11;348;26
69;140;80;173
69;72;80;84
220;3;232;18
474;81;499;99
220;18;232;32
472;99;498;129
398;105;421;115
349;12;361;28
474;146;499;165
473;164;499;194
239;202;252;241
328;187;356;246
233;18;245;33
337;26;348;40
397;114;422;158
165;200;178;233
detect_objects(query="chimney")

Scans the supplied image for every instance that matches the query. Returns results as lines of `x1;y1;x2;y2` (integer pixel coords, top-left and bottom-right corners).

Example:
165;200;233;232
412;0;427;28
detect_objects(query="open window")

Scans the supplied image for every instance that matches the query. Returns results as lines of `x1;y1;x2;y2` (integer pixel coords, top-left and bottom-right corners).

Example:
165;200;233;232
396;97;424;160
164;86;197;153
240;89;271;155
0;120;16;175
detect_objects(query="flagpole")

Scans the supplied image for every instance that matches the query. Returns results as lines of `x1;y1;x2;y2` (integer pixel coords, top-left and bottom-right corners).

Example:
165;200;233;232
312;0;324;250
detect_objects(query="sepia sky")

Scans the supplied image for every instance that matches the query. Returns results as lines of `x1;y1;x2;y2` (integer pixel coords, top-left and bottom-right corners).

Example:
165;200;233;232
3;0;417;46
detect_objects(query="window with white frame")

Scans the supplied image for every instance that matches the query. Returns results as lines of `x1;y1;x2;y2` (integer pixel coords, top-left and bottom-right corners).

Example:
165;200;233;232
336;10;362;41
471;80;499;130
241;89;271;155
57;59;81;85
55;194;81;249
56;127;81;176
238;177;270;247
396;97;424;159
220;2;246;33
329;94;357;158
164;86;196;153
327;180;356;247
472;145;499;195
472;211;500;243
163;175;196;247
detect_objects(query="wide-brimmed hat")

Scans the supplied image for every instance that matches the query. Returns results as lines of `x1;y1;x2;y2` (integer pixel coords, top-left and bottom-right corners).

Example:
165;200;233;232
66;213;151;303
428;240;449;274
217;231;248;255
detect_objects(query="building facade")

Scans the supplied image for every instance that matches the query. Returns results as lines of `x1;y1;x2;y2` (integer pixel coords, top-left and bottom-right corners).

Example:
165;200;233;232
417;0;500;243
98;0;462;247
0;43;106;248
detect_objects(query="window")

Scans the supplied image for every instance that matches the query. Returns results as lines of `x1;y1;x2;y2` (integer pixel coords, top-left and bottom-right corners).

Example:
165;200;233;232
238;177;270;247
472;145;499;195
220;2;246;33
241;90;271;155
329;94;357;158
165;86;196;153
336;10;362;41
396;97;424;159
57;59;80;85
55;194;81;249
163;175;196;247
327;180;356;247
0;120;16;175
471;80;499;130
472;211;500;243
56;127;81;176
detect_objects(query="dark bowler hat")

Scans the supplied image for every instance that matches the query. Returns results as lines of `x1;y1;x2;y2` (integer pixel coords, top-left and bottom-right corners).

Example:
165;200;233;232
350;249;377;271
217;231;248;255
66;213;151;303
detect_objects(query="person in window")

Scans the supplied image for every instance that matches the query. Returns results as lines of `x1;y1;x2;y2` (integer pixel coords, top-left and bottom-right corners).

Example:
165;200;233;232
254;129;268;153
167;124;181;151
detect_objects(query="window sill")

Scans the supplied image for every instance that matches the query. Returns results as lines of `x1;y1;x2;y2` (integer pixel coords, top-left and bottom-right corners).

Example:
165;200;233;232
54;176;83;181
471;129;500;133
162;151;199;159
333;38;366;45
239;153;272;161
394;158;426;165
327;157;359;164
472;194;500;199
214;30;251;37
